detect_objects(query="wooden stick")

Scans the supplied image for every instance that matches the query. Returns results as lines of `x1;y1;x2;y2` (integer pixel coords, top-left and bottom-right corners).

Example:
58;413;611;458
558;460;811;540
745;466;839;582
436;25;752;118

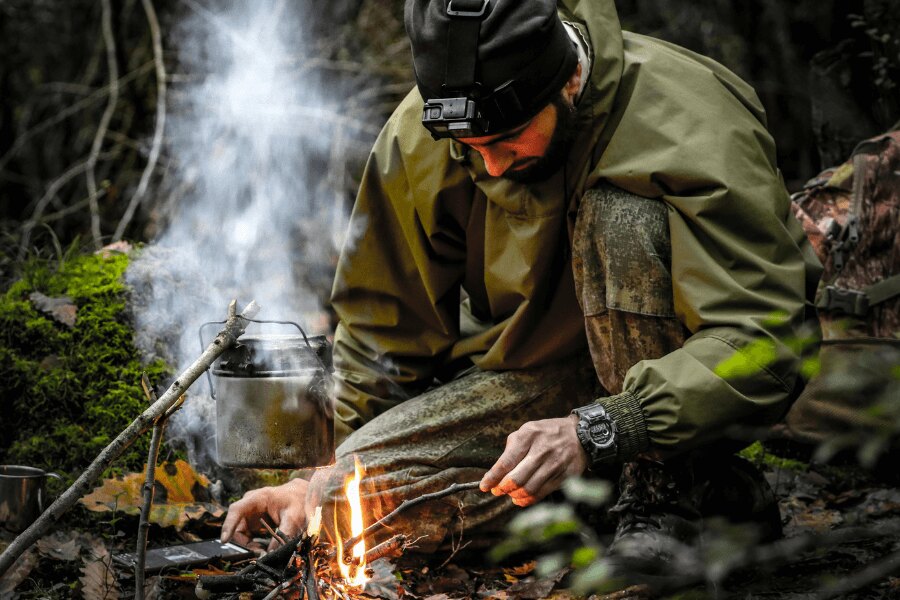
341;481;480;552
261;517;286;547
135;374;165;600
0;300;260;578
349;534;407;567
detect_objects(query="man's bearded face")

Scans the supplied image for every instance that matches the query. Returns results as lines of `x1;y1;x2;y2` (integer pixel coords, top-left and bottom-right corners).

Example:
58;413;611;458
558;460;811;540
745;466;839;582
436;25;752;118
457;94;578;183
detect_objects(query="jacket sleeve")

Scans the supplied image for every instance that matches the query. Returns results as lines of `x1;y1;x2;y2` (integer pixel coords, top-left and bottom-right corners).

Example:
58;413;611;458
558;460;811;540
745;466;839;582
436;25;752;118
594;40;821;459
330;93;471;444
598;173;818;459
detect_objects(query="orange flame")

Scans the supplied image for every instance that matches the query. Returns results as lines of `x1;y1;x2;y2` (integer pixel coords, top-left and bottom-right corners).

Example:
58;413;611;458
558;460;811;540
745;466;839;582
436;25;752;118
336;457;368;586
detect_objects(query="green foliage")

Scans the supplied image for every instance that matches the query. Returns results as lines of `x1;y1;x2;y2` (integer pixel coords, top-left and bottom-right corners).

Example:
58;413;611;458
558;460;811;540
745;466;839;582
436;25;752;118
739;441;808;472
714;338;779;379
0;249;170;484
491;477;611;592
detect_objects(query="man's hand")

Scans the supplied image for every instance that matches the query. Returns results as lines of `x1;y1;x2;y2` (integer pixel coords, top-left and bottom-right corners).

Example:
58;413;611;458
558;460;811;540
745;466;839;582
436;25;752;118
220;478;310;550
480;415;588;507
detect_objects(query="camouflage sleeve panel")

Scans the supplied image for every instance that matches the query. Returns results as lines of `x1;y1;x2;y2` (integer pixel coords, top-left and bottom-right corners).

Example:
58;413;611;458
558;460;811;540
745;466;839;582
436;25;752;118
598;390;650;461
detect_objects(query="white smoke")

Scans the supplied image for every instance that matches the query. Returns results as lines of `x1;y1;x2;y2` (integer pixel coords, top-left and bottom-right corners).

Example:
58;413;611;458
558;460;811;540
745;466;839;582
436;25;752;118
127;0;364;469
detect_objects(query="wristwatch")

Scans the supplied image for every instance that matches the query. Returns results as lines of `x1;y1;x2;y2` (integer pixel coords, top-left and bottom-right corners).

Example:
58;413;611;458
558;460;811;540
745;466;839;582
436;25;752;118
572;402;618;466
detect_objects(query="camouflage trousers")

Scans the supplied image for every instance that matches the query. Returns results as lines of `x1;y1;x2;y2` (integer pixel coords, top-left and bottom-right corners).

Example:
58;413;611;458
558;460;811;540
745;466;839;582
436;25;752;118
311;186;686;554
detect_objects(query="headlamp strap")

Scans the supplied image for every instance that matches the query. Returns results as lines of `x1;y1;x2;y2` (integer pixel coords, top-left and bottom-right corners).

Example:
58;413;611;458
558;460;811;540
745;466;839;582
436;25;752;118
444;0;489;93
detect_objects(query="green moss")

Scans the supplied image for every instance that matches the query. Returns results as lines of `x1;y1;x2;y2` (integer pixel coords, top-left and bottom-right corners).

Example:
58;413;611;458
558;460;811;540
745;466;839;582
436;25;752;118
0;250;170;484
739;441;808;472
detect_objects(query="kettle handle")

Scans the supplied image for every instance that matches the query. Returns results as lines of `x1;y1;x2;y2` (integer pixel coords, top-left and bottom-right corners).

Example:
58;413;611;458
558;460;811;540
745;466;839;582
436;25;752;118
198;318;322;400
38;473;61;513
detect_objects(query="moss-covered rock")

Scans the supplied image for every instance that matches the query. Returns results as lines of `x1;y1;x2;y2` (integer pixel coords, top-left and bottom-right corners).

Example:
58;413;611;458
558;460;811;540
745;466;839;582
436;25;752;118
0;250;170;483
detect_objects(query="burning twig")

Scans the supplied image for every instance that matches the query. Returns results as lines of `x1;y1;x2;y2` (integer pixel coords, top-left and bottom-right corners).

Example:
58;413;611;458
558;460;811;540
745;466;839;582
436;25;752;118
341;481;481;552
350;534;408;567
0;300;261;578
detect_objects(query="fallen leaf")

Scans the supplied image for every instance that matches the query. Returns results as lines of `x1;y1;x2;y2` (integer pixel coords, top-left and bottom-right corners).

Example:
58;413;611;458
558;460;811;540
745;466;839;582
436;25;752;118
506;561;536;577
424;563;473;596
29;291;77;327
79;460;224;530
361;558;404;600
143;576;163;600
96;241;133;258
0;547;38;595
79;538;121;600
506;569;568;600
858;489;900;518
37;530;81;561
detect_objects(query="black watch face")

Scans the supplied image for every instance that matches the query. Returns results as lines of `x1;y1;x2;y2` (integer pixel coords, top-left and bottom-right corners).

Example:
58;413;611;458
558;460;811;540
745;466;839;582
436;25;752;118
589;422;613;447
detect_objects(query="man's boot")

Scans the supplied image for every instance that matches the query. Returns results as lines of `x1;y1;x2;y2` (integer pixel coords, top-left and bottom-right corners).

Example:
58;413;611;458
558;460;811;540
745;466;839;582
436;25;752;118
603;454;782;587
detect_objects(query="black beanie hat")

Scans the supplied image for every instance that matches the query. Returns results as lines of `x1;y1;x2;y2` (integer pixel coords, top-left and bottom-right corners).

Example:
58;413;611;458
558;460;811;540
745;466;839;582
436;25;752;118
405;0;578;134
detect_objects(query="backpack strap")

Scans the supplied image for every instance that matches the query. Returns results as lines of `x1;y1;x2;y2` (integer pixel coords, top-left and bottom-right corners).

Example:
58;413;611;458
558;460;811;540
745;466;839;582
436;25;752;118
828;152;867;272
817;274;900;316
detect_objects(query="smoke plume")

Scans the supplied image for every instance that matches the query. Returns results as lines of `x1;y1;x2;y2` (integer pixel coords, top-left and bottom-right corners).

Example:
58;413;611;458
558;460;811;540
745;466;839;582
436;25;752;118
127;0;362;470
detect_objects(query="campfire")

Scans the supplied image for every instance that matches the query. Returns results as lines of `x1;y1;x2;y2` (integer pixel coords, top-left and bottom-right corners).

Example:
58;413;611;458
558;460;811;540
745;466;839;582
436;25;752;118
196;457;469;599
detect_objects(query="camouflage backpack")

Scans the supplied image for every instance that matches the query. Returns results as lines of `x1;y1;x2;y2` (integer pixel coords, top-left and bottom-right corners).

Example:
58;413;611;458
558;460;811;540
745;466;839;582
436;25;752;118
784;129;900;446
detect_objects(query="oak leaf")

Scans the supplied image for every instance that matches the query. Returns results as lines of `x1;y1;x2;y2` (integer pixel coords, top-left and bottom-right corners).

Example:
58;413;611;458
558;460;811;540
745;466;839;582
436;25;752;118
79;460;224;530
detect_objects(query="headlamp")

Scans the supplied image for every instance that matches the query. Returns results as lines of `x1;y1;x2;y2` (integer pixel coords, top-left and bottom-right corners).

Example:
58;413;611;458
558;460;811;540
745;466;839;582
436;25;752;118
422;97;490;139
420;0;492;140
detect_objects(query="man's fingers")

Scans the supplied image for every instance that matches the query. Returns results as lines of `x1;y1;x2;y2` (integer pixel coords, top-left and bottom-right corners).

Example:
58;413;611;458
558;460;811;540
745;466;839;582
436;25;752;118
222;494;263;542
221;480;309;545
509;466;565;507
481;435;530;493
495;454;541;495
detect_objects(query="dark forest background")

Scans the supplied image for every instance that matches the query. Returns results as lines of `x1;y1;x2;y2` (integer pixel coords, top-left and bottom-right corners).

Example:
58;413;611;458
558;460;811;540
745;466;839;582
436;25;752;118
1;0;898;284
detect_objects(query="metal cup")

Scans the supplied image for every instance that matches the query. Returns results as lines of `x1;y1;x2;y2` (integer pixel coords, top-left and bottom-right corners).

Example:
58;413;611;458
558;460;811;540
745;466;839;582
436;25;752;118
0;465;61;533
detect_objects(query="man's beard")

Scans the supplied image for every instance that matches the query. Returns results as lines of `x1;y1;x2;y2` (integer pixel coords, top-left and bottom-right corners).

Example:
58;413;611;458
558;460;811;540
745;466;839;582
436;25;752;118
501;95;578;184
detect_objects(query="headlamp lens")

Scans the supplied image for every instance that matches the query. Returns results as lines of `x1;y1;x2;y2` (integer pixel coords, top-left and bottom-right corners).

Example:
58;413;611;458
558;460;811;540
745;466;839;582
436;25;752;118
422;97;490;140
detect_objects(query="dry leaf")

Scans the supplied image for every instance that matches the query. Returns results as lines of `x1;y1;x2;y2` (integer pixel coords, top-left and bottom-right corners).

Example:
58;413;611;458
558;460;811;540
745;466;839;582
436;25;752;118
96;241;133;257
505;561;536;577
37;530;81;561
79;460;224;530
142;576;163;600
361;558;404;600
29;291;77;327
0;547;38;595
506;569;568;600
79;539;121;600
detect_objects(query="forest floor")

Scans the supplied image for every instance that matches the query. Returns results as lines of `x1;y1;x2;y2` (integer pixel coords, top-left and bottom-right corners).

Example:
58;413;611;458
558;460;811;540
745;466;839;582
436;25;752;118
2;450;899;600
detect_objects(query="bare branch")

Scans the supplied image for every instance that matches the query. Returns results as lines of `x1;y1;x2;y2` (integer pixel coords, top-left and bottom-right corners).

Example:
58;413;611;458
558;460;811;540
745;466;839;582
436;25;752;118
134;374;165;600
18;149;120;260
0;301;262;578
85;0;120;249
114;0;168;242
0;62;153;176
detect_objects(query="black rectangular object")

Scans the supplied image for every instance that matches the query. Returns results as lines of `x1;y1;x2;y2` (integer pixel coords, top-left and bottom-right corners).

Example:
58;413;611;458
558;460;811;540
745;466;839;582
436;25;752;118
112;540;255;573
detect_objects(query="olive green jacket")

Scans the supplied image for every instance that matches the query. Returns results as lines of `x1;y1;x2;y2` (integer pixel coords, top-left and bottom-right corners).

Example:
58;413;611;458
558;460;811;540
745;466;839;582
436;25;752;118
330;0;821;456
